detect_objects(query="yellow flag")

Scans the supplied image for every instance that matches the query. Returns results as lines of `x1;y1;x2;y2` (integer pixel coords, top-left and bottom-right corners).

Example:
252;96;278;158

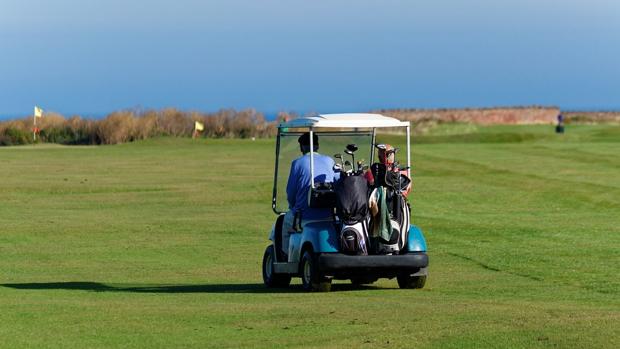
34;106;43;118
194;121;204;132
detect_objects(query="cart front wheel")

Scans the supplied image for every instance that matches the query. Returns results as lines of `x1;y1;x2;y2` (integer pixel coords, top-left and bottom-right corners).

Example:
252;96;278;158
350;276;377;286
397;273;426;289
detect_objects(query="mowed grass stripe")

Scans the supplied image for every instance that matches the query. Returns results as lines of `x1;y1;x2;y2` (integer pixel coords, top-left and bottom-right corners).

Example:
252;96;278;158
411;141;619;298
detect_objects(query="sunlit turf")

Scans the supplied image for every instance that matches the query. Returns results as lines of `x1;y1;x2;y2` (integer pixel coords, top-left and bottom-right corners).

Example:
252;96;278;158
1;124;618;348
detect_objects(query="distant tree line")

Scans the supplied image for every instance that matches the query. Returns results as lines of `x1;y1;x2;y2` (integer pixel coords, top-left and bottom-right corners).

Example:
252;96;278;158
0;109;297;146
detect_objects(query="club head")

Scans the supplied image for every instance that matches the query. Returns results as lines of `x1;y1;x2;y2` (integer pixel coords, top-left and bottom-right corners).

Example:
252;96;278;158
344;160;352;168
333;163;342;172
355;160;364;173
344;149;353;155
334;153;342;159
346;144;358;153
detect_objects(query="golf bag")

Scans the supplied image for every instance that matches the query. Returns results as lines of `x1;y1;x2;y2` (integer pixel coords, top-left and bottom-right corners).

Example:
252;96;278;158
369;180;411;254
335;175;368;224
335;174;370;255
339;220;370;255
390;192;410;250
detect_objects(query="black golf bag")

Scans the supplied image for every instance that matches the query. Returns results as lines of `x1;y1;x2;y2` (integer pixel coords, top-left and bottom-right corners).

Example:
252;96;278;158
335;174;370;255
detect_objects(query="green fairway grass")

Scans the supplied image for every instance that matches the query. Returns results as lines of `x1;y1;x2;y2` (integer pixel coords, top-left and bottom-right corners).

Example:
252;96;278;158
1;125;619;348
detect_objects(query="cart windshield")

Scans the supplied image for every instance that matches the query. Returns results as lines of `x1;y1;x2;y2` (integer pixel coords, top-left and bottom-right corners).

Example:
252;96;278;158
273;130;373;214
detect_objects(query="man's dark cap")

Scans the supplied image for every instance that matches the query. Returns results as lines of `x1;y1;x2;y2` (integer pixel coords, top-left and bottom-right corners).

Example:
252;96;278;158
298;132;319;146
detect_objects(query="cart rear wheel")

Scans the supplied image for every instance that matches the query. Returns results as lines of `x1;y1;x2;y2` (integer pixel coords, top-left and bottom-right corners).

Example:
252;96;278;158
300;251;331;292
262;245;291;288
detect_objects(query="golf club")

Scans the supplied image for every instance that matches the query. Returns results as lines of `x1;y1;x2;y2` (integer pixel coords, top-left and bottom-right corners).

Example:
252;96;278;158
344;144;358;166
344;160;352;175
334;153;344;168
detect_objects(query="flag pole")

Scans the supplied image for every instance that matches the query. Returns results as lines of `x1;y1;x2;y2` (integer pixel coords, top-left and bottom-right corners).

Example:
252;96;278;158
33;106;42;141
33;111;36;141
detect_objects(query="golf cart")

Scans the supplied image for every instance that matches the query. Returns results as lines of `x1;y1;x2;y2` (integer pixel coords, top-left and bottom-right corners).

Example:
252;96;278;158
262;113;428;291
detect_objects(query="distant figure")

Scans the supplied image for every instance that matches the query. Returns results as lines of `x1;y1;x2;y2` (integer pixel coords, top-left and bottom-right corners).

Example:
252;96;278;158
556;113;565;133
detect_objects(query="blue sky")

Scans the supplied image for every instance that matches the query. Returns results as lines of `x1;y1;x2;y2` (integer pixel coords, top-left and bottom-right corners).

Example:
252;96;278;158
1;0;618;118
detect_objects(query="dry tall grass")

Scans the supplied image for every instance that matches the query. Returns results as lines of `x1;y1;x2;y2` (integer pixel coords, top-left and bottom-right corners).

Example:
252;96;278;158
0;108;277;145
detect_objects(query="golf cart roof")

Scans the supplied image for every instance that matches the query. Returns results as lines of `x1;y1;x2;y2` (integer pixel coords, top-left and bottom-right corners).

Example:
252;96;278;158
279;113;409;129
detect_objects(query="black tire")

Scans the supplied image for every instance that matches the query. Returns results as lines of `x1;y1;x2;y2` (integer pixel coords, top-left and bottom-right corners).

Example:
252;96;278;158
397;273;426;289
262;245;291;288
300;250;331;292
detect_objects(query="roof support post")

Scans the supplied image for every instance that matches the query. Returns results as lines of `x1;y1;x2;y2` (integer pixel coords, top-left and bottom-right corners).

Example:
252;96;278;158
370;128;376;164
406;124;411;178
309;128;315;189
272;127;282;213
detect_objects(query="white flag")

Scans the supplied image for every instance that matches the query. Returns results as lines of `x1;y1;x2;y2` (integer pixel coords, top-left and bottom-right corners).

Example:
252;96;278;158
34;106;43;118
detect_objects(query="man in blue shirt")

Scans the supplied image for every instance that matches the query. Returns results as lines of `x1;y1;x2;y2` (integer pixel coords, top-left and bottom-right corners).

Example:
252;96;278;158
281;132;338;257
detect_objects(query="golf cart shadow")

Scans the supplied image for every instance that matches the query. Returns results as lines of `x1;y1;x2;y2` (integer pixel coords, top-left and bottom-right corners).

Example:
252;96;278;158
1;282;382;294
